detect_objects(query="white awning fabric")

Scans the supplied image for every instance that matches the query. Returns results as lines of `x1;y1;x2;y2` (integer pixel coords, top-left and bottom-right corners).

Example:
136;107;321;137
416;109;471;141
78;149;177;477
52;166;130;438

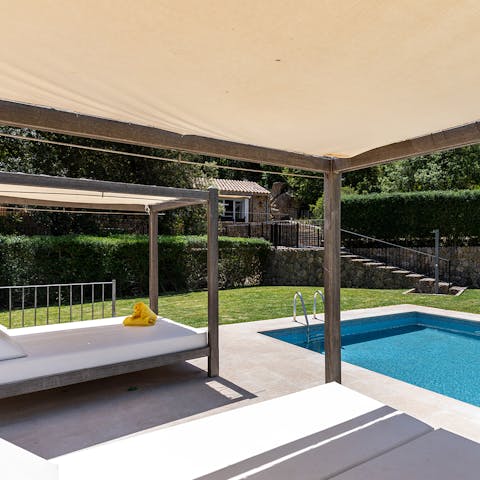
0;172;208;212
1;1;479;160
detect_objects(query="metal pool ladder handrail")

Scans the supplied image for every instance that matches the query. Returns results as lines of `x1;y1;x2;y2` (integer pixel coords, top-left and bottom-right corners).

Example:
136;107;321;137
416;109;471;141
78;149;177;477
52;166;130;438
313;290;325;320
293;291;310;342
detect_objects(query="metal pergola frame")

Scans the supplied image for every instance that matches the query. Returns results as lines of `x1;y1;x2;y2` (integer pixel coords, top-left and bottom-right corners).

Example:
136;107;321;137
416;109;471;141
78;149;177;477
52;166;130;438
0;170;219;381
2;101;480;383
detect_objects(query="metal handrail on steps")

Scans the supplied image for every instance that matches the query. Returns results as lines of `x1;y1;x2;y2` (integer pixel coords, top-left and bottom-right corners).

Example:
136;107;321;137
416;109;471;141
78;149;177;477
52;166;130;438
341;228;451;287
341;229;449;261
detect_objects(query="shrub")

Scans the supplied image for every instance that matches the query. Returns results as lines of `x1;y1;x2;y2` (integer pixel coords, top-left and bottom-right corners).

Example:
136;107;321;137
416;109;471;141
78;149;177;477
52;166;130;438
0;235;271;295
342;190;480;242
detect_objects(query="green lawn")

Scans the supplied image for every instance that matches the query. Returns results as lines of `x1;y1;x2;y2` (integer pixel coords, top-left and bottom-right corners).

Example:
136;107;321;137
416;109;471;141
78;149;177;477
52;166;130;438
1;286;479;329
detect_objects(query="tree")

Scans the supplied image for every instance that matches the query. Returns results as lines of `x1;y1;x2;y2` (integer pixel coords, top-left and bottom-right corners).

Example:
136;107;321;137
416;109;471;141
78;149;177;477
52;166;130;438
305;145;480;215
282;169;324;207
343;167;382;193
379;146;480;192
0;127;208;235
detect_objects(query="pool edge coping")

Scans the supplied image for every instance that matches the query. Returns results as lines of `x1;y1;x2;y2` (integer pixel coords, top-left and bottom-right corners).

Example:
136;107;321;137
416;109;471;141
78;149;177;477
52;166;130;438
244;303;480;443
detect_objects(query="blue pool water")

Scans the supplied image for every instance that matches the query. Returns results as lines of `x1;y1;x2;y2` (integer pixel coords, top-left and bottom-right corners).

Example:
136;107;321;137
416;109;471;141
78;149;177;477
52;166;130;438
262;312;480;407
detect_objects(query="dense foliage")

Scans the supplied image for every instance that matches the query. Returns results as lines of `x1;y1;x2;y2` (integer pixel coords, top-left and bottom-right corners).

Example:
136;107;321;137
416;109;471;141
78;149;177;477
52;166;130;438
3;128;480;231
0;127;213;235
283;169;324;207
342;190;480;242
285;146;480;209
0;235;271;296
378;146;480;192
341;145;480;195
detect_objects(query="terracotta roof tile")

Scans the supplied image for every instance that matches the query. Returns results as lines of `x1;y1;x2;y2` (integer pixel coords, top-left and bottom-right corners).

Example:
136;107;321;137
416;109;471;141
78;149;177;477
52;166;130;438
196;178;270;195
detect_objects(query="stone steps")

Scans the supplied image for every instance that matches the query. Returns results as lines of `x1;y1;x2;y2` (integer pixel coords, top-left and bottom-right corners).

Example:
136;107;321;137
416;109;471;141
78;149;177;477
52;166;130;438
416;278;451;295
449;285;468;296
349;258;374;264
364;262;385;267
405;273;424;279
341;249;464;295
377;265;398;271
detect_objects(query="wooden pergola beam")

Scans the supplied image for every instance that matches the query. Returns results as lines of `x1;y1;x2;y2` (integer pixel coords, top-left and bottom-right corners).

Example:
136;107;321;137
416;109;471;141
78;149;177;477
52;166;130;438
0;196;205;212
144;198;206;212
0;171;207;213
207;187;219;377
0;171;208;202
3;101;478;176
0;196;147;212
335;121;480;173
0;100;332;173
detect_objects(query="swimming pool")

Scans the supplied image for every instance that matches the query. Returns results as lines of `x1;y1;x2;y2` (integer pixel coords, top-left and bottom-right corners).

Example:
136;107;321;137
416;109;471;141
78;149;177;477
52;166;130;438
262;312;480;407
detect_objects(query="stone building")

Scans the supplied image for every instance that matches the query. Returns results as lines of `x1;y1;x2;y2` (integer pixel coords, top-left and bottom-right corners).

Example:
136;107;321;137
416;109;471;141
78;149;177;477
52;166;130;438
203;179;271;223
270;181;299;220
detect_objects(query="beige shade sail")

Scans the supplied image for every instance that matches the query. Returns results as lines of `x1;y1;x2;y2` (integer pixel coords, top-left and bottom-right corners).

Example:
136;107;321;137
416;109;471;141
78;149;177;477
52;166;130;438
1;0;479;170
0;172;208;212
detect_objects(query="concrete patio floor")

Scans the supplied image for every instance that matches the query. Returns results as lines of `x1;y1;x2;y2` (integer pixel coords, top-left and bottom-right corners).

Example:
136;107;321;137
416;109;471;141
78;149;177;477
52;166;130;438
1;304;479;460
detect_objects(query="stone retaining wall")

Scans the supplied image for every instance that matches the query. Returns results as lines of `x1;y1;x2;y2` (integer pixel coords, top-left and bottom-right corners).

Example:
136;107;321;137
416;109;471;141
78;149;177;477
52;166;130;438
263;248;414;289
421;246;479;287
263;246;480;288
348;246;479;287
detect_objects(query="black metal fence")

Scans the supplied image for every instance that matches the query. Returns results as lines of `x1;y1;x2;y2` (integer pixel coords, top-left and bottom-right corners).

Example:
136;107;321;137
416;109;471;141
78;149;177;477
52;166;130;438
220;220;323;248
220;219;451;283
270;221;323;248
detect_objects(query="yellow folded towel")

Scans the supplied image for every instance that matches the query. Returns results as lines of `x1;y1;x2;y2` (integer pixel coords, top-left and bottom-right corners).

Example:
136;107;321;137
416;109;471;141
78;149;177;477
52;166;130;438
123;302;157;326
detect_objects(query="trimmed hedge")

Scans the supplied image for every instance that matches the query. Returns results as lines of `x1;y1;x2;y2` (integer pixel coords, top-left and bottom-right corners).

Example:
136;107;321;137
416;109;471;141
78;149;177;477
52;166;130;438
0;235;270;296
342;190;480;242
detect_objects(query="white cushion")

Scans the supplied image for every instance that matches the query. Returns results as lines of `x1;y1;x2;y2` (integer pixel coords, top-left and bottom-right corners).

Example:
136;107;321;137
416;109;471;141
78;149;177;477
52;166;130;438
0;317;206;383
0;325;27;361
0;438;58;480
53;384;386;480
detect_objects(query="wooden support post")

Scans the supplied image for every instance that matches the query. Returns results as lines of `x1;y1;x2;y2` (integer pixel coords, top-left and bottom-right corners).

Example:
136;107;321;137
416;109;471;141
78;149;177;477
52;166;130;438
323;171;342;383
207;187;219;377
149;208;159;313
